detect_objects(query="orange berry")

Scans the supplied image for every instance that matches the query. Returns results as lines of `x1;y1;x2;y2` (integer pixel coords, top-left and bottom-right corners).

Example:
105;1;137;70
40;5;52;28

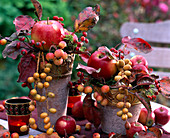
27;77;35;83
29;105;35;112
30;123;37;129
46;128;54;135
46;76;52;82
122;114;128;121
122;108;128;114
44;67;51;73
44;122;51;129
0;39;7;45
93;91;99;99
45;63;52;68
127;112;133;118
40;73;47;79
100;98;108;106
20;125;28;132
37;82;44;89
40;112;48;118
44;117;50;124
116;94;125;100
84;86;93;94
101;85;110;93
33;72;39;79
96;95;103;103
44;82;50;88
117;110;123;117
29;118;35;125
47;92;55;98
116;102;124;108
49;108;57;113
34;94;41;101
125;102;131;108
77;84;84;92
30;89;37;96
39;96;46;102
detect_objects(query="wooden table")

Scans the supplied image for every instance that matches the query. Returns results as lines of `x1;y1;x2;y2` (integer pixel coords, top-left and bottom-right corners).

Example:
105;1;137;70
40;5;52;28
0;101;170;138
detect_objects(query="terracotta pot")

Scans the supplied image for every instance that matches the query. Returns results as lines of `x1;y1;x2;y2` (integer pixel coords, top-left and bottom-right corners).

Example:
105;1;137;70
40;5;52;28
36;54;74;131
99;103;142;135
93;86;142;135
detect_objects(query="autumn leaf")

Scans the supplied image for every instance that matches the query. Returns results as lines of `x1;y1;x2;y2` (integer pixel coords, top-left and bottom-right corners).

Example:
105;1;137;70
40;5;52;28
2;41;32;60
76;63;101;75
31;0;42;20
159;77;170;98
17;54;37;82
137;75;154;86
74;4;100;33
122;36;152;54
13;15;35;32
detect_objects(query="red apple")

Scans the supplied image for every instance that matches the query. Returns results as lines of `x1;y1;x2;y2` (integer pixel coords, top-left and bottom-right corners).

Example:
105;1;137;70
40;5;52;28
93;132;100;138
154;106;170;125
126;122;145;138
0;104;5;112
72;101;85;119
55;115;76;136
31;20;65;50
11;133;19;138
87;51;117;80
130;55;148;68
2;131;10;138
138;108;155;127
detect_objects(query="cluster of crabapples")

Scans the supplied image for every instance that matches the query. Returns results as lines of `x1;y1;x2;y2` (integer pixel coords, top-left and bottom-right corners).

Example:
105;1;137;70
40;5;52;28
26;63;56;135
114;58;132;82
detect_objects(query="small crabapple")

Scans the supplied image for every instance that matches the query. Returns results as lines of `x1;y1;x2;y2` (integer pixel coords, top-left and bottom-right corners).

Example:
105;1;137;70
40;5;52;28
53;58;63;65
54;49;64;58
59;41;67;49
46;53;54;61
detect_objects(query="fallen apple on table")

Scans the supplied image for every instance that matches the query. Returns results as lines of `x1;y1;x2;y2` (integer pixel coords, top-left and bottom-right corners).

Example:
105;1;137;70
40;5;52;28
126;122;145;138
154;106;170;125
55;115;76;136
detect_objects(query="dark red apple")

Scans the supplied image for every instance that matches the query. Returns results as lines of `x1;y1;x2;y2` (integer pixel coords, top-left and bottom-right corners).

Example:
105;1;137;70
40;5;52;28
126;122;145;138
0;104;5;112
31;20;65;50
138;108;155;127
87;51;117;80
154;106;170;125
72;101;85;119
55;115;76;136
130;55;148;68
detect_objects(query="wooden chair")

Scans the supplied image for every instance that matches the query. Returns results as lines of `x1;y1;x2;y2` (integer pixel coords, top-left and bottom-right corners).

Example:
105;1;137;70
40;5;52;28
120;21;170;107
120;20;170;78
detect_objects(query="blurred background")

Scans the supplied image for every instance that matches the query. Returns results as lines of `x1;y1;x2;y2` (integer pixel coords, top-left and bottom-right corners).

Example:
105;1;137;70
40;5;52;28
0;0;170;101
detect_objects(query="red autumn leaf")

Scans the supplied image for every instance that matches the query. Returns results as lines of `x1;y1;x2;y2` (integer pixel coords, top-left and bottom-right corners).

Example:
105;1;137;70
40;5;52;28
80;53;90;63
31;0;43;20
76;63;101;75
2;41;31;60
159;77;170;98
74;4;100;32
17;54;37;83
13;15;35;32
98;46;117;60
122;36;152;54
137;75;154;86
83;94;101;128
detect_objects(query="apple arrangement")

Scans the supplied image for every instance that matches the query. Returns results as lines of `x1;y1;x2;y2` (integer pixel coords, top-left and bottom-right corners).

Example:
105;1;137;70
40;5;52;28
126;122;145;138
154;106;170;125
130;55;148;68
55;115;76;136
138;108;155;126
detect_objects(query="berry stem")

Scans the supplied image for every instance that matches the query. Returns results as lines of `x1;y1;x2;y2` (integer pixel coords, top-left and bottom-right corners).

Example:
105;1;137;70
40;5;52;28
36;52;41;72
47;17;49;25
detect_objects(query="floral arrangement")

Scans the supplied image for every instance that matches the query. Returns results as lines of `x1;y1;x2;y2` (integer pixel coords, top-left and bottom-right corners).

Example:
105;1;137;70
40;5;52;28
0;0;100;135
75;36;169;129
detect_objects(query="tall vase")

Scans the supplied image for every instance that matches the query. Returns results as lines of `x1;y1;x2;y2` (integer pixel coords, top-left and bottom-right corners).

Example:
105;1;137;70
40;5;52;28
36;54;74;131
93;86;142;135
99;103;142;135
